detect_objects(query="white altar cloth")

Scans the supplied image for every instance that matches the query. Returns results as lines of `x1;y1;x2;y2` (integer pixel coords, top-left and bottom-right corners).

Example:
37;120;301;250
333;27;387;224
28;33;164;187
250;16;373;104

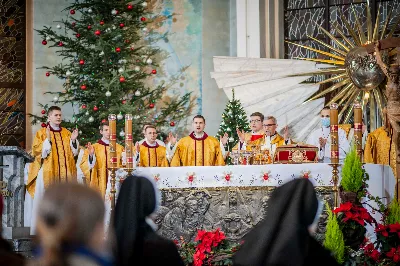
135;163;396;203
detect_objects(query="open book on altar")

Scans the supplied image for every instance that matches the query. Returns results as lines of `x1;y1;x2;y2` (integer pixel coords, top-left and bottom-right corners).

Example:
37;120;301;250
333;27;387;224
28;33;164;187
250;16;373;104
273;143;319;164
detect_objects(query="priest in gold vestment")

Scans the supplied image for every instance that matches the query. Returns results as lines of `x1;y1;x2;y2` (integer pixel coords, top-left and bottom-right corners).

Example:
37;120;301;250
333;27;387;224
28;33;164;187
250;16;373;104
80;122;125;198
25;106;79;234
234;112;265;150
170;115;225;166
364;126;396;173
135;125;169;167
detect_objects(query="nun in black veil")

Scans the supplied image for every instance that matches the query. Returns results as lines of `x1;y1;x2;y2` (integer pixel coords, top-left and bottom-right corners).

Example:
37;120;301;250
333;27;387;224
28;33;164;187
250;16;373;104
113;175;184;266
233;178;340;266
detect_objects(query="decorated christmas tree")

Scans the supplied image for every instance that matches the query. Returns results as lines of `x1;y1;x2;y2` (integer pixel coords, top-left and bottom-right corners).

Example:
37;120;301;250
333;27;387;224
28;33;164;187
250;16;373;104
216;89;250;164
30;0;193;144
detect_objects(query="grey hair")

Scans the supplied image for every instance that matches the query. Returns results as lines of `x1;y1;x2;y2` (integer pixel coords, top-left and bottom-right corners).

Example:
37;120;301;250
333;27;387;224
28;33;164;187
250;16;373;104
264;116;277;124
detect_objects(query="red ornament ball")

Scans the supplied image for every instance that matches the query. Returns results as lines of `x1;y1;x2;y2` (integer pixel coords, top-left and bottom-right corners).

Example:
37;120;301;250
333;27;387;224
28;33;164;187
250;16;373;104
41;123;47;128
93;106;98;111
122;100;127;104
101;119;107;123
45;72;50;77
149;103;155;108
115;47;121;52
125;39;130;43
42;40;47;45
81;104;87;109
140;17;146;22
79;59;85;65
119;76;125;82
70;9;75;14
170;121;175;127
87;25;92;30
71;22;76;27
151;69;157;74
100;21;105;25
58;41;64;46
76;33;81;38
127;4;133;10
41;110;46;114
119;23;125;28
95;30;101;36
80;84;87;90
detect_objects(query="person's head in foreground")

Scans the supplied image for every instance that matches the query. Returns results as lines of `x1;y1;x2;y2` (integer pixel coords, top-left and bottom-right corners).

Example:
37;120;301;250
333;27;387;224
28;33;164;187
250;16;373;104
233;178;339;266
31;183;110;266
113;175;184;266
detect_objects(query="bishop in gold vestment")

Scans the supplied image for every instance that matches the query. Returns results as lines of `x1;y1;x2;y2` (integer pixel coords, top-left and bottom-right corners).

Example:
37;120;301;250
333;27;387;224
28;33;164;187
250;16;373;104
136;141;169;167
364;126;396;173
170;132;225;166
80;139;124;197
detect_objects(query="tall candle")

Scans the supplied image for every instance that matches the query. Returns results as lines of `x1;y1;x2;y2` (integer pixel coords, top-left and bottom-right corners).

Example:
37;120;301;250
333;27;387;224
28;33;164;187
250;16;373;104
125;114;133;169
330;103;339;164
108;114;117;168
354;102;363;160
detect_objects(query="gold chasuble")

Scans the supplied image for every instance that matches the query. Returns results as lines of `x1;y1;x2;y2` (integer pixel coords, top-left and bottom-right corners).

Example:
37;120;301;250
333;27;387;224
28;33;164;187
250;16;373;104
170;132;225;166
364;127;396;173
232;133;264;150
138;141;169;167
80;140;124;197
27;126;77;198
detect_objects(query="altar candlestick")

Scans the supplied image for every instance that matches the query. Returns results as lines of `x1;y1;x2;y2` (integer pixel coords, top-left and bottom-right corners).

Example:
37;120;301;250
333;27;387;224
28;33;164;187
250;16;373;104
108;114;117;214
354;102;363;160
330;103;339;164
125;114;133;172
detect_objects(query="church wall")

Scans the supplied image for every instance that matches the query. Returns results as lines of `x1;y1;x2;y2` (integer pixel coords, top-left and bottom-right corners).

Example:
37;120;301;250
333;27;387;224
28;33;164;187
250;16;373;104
26;0;233;148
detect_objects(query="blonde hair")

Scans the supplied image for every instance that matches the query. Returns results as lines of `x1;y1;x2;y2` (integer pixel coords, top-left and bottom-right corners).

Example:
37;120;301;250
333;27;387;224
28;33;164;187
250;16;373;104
36;183;105;266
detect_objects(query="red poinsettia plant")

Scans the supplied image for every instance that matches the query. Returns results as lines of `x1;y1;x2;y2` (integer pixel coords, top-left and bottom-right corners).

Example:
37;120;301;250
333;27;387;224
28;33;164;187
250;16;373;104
176;229;240;266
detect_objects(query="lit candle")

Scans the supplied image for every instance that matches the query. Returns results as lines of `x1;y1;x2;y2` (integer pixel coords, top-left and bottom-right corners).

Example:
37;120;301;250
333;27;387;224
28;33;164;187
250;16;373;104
354;102;363;160
108;114;117;168
330;103;339;164
125;114;133;170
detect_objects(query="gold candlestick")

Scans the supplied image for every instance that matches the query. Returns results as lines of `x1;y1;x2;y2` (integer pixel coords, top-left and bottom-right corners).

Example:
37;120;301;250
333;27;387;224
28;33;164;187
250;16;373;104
354;102;363;160
108;114;117;214
125;114;133;174
330;103;339;164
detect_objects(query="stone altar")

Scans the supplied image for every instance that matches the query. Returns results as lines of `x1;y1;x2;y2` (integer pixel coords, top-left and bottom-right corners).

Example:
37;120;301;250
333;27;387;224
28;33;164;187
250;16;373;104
135;164;395;243
0;146;33;239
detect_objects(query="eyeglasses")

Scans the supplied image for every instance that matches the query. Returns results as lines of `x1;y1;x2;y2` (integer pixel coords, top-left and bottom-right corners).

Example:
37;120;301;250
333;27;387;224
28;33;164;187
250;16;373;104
263;124;276;127
250;119;261;123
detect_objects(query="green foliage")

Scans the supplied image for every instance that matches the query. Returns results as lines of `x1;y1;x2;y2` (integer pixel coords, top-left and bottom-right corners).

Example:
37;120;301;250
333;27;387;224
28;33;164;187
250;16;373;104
30;0;193;144
216;89;250;164
324;204;345;264
386;198;400;225
341;146;364;193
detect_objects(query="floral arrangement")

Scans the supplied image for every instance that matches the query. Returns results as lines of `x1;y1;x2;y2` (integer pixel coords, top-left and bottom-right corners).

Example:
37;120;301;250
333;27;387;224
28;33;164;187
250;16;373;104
176;229;240;266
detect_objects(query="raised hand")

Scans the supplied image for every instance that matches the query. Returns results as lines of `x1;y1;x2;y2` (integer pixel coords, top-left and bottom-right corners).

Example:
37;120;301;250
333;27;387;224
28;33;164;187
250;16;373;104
87;142;95;156
71;128;79;141
169;132;178;145
319;137;327;148
46;125;51;141
135;141;140;153
220;132;229;146
236;128;245;143
283;125;289;140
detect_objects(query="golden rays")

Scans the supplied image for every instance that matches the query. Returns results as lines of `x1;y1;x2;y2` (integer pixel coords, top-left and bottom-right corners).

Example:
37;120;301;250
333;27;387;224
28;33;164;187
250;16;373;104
287;2;399;124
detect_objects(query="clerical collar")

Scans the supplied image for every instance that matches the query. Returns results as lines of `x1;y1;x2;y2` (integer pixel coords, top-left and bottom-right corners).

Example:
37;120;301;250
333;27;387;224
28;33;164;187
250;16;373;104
101;138;109;144
142;141;159;148
189;131;208;141
265;132;277;138
48;122;61;132
97;139;109;146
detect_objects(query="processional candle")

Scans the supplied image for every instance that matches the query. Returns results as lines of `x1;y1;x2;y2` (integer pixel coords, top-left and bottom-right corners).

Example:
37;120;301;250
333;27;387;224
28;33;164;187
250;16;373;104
330;103;339;164
354;102;363;160
125;114;133;169
108;114;117;168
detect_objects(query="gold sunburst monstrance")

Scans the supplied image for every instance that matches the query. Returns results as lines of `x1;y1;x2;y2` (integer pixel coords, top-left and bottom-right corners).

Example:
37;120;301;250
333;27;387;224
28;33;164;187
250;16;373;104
287;3;400;127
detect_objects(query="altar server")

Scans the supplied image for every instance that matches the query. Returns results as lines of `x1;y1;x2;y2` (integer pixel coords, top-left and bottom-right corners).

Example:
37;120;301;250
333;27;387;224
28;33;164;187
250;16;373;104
114;175;184;266
306;107;350;160
170;115;225;166
80;121;125;198
26;106;79;234
135;125;169;167
234;112;265;150
233;179;339;266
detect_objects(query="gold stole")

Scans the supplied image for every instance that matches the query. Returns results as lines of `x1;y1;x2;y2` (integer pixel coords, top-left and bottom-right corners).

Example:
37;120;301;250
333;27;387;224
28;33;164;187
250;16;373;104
139;142;169;167
170;132;225;166
80;140;124;197
27;126;77;198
